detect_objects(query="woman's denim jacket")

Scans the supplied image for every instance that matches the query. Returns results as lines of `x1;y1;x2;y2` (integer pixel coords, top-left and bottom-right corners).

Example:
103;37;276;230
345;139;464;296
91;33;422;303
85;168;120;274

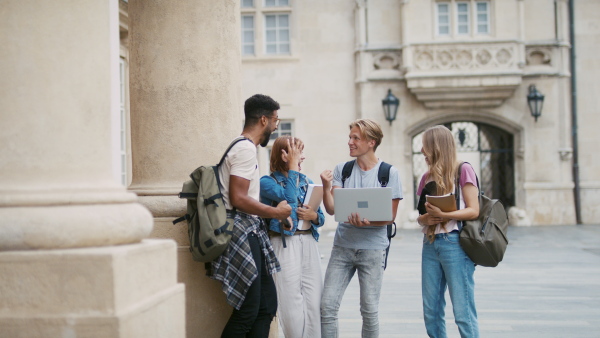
259;170;325;241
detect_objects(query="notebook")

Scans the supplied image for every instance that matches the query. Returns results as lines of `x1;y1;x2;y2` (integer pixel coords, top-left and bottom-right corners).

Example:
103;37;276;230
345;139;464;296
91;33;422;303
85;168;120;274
298;184;323;230
333;187;393;223
425;193;457;212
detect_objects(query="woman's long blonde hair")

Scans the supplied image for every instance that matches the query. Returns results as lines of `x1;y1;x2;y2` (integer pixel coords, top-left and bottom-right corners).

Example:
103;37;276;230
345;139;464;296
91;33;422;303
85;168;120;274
422;125;458;195
422;125;458;241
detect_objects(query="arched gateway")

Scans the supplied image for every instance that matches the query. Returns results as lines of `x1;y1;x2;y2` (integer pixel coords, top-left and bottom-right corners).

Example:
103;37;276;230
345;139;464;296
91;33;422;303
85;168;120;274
411;122;515;209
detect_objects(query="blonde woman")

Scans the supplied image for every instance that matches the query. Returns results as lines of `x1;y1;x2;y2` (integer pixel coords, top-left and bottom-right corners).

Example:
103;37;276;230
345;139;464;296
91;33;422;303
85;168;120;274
260;136;325;338
416;125;480;338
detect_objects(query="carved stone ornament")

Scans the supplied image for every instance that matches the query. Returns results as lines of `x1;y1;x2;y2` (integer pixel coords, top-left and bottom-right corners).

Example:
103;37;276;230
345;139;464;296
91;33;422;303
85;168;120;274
526;47;552;66
406;42;522;108
373;52;401;70
413;43;515;71
415;51;434;70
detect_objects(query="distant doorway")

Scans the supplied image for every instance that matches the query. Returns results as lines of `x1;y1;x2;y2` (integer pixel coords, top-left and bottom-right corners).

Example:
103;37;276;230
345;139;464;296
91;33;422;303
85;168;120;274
411;122;515;208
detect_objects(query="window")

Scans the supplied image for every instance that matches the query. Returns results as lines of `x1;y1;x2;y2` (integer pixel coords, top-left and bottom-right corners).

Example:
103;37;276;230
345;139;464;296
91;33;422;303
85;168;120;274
435;1;491;37
241;0;292;57
476;2;490;34
456;2;470;35
265;0;288;6
437;3;450;35
260;119;294;175
265;14;290;54
269;120;293;141
242;15;255;55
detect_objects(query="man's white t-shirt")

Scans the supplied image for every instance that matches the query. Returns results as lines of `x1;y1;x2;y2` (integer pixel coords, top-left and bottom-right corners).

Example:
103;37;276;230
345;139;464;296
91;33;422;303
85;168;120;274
218;138;260;210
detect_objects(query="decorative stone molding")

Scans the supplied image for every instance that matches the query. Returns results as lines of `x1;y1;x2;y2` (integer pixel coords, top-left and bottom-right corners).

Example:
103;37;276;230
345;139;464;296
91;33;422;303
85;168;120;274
413;44;517;71
405;41;524;108
558;147;573;161
526;47;552;66
523;43;568;76
357;48;404;81
373;52;401;70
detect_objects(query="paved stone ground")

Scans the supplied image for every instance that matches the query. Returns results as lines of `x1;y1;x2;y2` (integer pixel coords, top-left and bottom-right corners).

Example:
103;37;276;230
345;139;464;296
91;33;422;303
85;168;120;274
279;225;600;337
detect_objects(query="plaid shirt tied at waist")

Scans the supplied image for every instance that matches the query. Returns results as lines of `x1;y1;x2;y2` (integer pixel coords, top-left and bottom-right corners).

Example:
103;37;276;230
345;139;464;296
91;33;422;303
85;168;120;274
209;211;281;310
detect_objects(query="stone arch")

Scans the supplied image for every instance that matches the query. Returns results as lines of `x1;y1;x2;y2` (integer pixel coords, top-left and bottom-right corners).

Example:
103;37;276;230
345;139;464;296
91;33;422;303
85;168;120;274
403;112;524;209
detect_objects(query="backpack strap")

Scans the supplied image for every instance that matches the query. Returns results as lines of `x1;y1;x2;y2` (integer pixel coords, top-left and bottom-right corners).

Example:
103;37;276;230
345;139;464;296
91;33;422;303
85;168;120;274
342;159;392;187
342;159;395;270
218;136;250;167
377;162;392;188
455;162;464;230
455;162;481;230
377;161;395;270
341;160;355;188
214;136;252;213
266;173;287;248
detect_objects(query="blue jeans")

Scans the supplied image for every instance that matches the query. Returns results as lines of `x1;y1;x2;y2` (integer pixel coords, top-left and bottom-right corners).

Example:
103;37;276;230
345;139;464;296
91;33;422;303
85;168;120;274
321;245;385;338
422;232;479;338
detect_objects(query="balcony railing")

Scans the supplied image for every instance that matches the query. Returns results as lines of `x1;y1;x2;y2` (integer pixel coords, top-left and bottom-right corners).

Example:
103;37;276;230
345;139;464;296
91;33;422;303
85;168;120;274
403;40;524;108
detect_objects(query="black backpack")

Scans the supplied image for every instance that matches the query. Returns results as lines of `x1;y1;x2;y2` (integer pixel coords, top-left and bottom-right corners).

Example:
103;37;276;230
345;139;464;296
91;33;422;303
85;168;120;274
173;137;250;265
341;160;396;270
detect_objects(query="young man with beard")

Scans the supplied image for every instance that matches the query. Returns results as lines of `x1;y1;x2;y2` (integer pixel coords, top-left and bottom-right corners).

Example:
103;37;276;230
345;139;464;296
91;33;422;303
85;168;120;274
211;94;292;337
320;119;403;338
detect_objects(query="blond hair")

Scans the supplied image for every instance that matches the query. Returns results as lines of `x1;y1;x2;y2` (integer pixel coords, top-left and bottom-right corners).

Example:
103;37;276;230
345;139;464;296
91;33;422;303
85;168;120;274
270;136;304;173
422;125;458;195
349;119;384;150
422;125;458;241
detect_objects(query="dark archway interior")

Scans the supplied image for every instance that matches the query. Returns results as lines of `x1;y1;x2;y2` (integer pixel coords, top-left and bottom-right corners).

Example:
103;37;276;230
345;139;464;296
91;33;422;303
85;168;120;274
412;122;514;209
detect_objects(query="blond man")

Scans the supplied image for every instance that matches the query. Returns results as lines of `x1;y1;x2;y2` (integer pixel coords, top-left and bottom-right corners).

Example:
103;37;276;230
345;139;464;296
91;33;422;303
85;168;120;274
320;119;403;337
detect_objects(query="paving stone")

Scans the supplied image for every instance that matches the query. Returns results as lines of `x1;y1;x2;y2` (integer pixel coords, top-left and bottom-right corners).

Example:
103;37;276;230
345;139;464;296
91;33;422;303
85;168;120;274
276;225;600;337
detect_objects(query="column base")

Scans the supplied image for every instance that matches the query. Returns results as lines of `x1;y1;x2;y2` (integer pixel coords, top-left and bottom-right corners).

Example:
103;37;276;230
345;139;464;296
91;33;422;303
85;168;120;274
0;239;185;338
0;202;153;250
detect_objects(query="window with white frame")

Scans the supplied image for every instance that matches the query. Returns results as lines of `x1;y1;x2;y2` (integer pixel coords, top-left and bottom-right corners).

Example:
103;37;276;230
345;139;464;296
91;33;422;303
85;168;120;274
476;1;490;34
241;0;291;56
269;119;293;141
456;2;470;35
260;119;294;175
435;1;491;37
265;0;288;6
242;15;255;55
437;3;450;35
265;14;290;54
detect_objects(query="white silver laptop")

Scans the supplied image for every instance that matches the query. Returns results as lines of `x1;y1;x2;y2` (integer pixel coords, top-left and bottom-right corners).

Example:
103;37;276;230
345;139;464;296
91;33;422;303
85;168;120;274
334;188;393;223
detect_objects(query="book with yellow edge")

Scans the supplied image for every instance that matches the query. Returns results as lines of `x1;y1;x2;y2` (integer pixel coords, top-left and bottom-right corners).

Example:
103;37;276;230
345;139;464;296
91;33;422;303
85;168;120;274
425;193;457;212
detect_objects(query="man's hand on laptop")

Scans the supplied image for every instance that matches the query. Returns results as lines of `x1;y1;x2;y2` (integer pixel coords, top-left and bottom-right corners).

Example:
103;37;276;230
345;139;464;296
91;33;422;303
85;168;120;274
348;212;371;227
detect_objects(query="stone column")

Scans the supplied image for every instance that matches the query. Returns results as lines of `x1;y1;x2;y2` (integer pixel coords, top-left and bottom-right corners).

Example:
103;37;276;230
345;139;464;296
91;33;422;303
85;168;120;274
0;1;184;336
128;1;244;336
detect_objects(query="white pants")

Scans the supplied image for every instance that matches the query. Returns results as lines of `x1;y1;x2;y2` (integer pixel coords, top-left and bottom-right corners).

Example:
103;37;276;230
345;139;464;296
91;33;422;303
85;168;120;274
271;234;323;338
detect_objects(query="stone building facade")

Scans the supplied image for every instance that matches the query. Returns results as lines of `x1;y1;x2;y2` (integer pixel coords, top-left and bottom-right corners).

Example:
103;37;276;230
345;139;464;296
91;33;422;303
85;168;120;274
2;0;598;337
240;0;599;228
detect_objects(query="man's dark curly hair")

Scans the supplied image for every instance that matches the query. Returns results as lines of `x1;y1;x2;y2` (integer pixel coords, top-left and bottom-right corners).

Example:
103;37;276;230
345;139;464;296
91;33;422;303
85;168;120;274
244;94;280;127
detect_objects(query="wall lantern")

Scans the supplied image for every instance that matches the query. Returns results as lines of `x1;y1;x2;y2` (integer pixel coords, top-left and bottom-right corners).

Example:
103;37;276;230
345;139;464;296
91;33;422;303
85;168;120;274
527;84;544;122
382;89;400;125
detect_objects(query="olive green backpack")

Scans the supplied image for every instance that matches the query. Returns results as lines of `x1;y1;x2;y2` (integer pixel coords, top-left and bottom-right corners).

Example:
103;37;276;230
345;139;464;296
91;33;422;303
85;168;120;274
173;137;250;263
